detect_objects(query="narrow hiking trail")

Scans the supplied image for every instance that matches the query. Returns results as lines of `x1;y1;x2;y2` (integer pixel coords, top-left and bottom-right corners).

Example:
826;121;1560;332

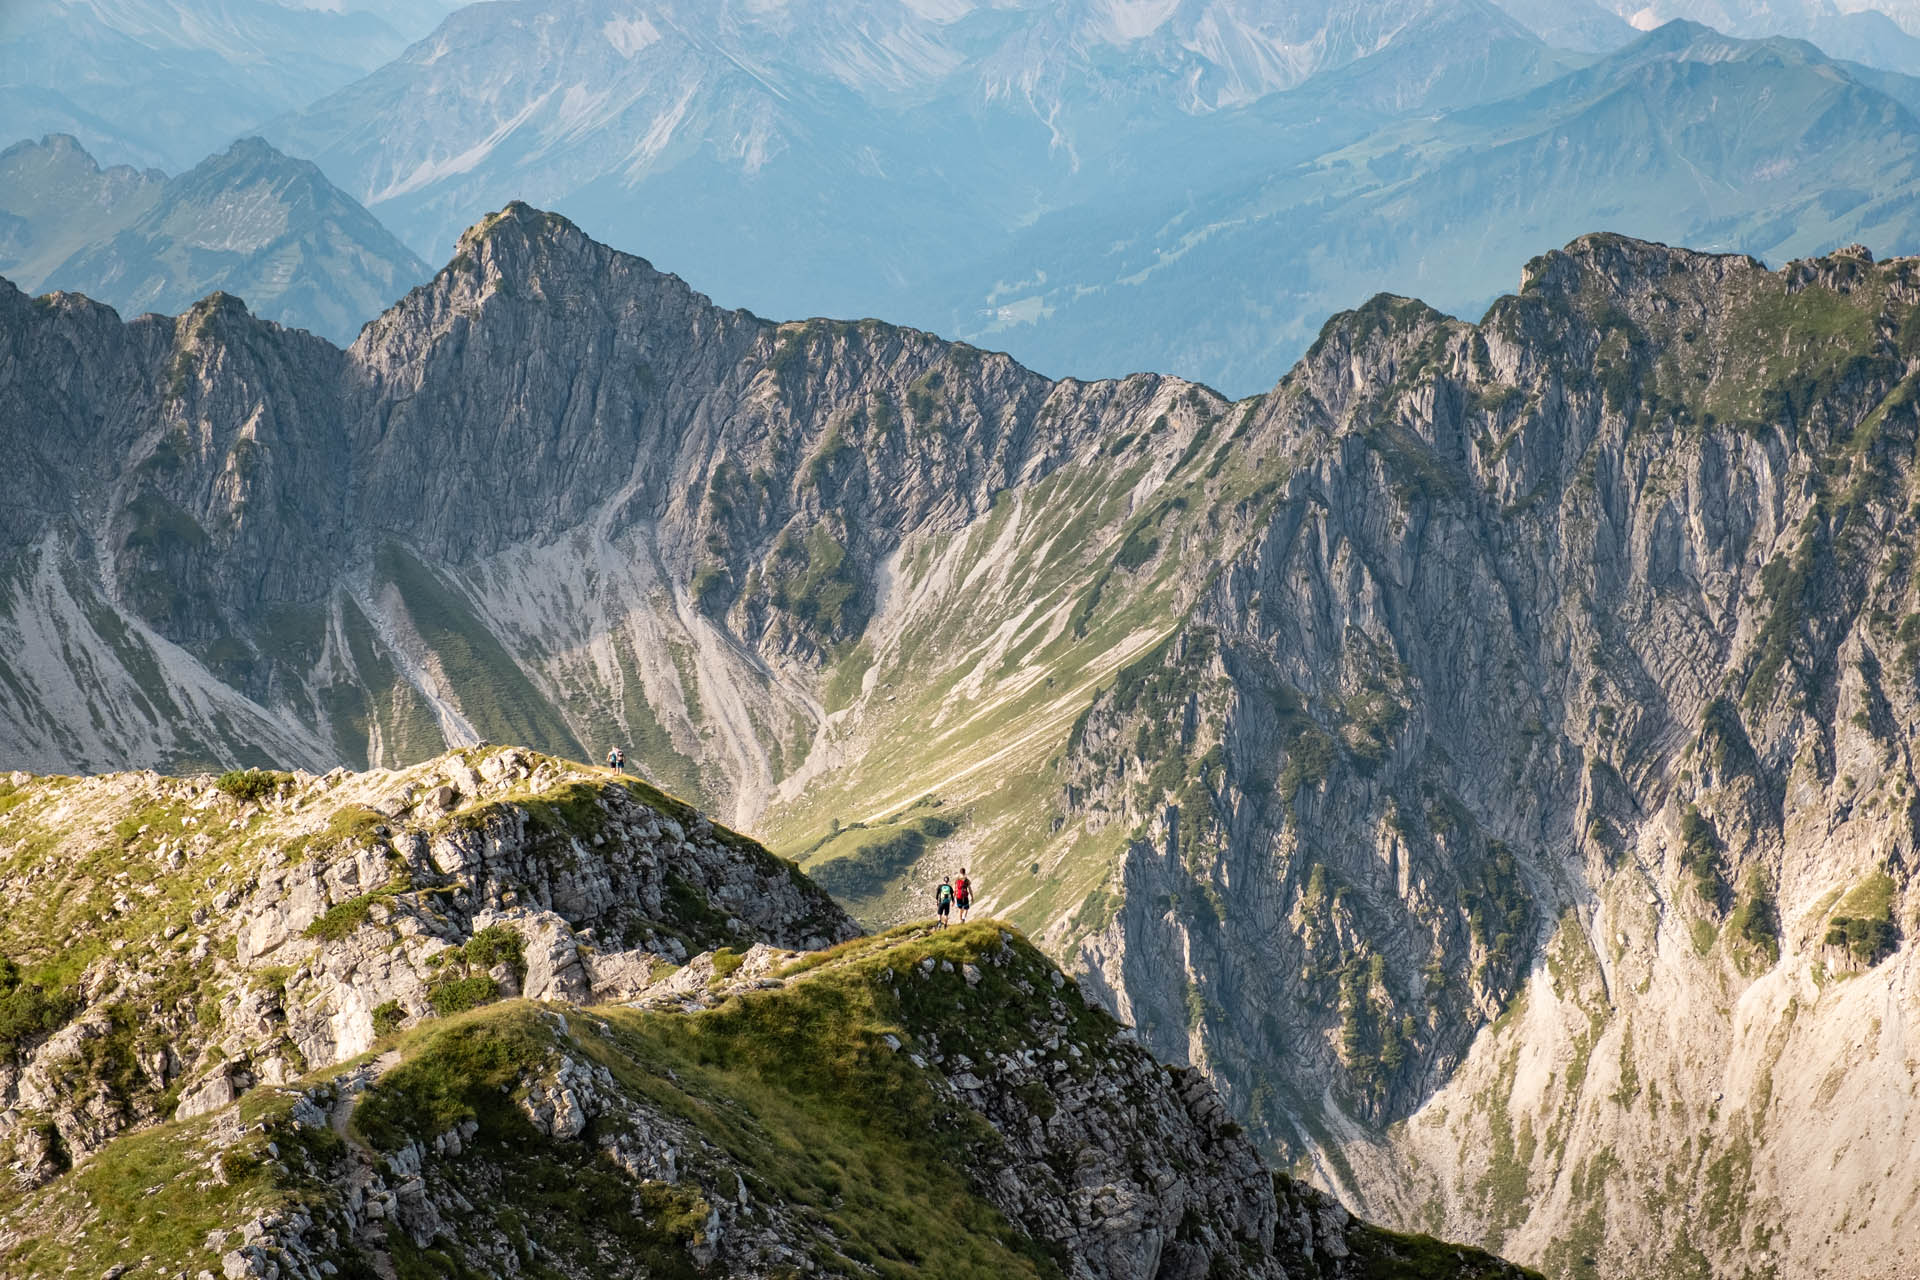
329;1050;402;1280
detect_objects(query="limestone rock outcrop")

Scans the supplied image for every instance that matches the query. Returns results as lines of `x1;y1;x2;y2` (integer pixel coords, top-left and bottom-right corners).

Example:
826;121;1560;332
0;749;855;1178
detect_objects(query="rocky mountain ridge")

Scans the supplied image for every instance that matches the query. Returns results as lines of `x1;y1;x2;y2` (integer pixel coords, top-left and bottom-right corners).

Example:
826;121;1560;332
1052;237;1920;1278
0;749;1529;1279
0;199;1234;825
0;747;855;1182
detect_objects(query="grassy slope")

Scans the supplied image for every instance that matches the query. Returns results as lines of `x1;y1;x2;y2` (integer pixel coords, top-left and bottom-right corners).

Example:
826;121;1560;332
0;750;823;1155
0;1078;346;1276
370;923;1075;1279
764;393;1292;937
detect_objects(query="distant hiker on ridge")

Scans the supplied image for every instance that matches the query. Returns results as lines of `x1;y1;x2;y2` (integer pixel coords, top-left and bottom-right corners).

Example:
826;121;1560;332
606;746;625;771
935;877;955;928
955;868;973;923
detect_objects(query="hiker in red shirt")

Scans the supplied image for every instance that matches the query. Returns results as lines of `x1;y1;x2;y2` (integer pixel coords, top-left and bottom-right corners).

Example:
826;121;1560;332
954;868;973;923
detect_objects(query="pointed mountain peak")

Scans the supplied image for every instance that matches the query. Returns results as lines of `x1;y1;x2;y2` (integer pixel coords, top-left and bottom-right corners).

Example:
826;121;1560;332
427;201;729;321
212;135;284;162
453;201;598;264
1641;16;1715;44
179;136;326;189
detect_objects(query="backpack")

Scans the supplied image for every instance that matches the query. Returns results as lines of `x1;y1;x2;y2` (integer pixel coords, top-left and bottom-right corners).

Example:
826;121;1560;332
937;883;954;907
954;876;970;902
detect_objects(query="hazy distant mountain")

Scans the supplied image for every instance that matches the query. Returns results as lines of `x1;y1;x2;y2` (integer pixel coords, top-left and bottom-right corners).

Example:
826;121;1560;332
1599;0;1920;69
266;0;1578;351
18;136;429;344
1606;0;1920;33
936;19;1920;391
0;0;460;171
1490;0;1637;49
0;135;166;290
1246;0;1591;118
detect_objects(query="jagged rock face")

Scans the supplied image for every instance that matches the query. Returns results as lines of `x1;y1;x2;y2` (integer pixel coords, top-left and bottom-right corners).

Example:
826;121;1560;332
1054;238;1920;1277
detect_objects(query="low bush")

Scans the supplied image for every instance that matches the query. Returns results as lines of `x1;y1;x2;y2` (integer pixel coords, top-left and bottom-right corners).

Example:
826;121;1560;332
214;770;290;805
427;975;500;1017
0;958;74;1055
371;1001;407;1037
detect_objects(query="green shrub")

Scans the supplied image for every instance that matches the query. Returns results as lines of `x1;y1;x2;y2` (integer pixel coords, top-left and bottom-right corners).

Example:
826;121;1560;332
1114;529;1159;571
1727;867;1780;966
215;769;290;804
691;561;730;611
371;1001;407;1037
1823;872;1898;966
317;805;386;849
420;926;526;1018
1678;804;1724;907
305;894;380;942
427;975;501;1017
0;958;75;1054
351;1012;548;1152
1826;915;1898;965
1278;728;1336;801
769;525;865;637
462;925;527;983
710;949;746;983
304;870;408;940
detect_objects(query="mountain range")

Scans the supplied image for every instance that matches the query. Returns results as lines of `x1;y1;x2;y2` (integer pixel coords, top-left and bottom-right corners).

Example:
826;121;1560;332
0;134;429;344
254;4;1920;392
1606;0;1920;61
0;0;461;172
948;18;1920;392
267;0;1554;316
14;3;1920;392
2;201;1918;1277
